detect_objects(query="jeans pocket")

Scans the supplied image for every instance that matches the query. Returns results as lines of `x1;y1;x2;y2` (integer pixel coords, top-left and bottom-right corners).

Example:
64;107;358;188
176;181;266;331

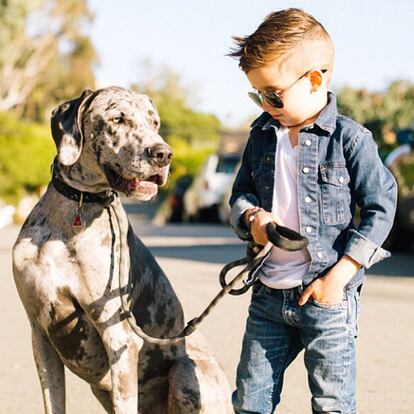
310;297;347;309
309;289;348;309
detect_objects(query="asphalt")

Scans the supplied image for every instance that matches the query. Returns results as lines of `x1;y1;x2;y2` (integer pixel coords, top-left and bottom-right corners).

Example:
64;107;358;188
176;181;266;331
1;205;414;413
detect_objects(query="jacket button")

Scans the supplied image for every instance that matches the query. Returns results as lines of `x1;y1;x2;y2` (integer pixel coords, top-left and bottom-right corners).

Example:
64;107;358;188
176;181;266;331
305;139;311;146
317;251;323;258
305;226;312;233
339;176;344;183
305;196;311;203
302;167;310;174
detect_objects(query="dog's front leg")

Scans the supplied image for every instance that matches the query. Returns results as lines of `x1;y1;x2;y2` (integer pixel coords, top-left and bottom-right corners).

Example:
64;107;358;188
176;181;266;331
99;320;143;414
32;325;66;414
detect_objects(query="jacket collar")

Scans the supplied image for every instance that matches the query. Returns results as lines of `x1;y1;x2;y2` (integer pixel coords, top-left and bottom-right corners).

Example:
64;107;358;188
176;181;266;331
250;111;273;129
250;91;338;136
312;91;338;135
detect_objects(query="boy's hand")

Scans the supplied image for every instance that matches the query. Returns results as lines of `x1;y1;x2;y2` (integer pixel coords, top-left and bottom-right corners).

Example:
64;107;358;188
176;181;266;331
299;255;361;306
244;209;281;246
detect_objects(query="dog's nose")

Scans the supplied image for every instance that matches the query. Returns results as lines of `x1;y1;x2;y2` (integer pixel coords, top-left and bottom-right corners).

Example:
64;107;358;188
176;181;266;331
147;144;173;167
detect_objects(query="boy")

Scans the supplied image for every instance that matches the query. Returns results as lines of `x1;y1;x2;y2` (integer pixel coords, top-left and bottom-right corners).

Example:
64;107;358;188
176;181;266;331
228;8;397;414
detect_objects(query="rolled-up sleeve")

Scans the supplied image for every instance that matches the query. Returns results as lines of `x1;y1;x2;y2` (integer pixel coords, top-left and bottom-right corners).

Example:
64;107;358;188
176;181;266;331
343;130;398;268
229;136;260;241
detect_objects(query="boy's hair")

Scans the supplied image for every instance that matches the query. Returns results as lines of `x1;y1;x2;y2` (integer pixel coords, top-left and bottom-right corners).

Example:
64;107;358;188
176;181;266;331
229;8;334;76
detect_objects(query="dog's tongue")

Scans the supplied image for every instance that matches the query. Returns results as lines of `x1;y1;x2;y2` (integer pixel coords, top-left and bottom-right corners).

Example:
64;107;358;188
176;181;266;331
127;179;140;191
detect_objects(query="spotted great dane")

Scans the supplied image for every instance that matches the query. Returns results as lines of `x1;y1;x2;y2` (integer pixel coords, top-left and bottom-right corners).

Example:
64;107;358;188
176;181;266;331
12;86;232;413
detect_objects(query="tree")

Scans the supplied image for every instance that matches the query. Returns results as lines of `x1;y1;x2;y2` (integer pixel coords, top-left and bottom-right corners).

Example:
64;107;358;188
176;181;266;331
336;80;414;145
131;62;222;183
0;0;95;116
131;62;221;148
21;34;97;122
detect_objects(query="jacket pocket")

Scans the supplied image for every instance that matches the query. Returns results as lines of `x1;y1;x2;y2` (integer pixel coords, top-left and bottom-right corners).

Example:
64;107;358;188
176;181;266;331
319;162;352;225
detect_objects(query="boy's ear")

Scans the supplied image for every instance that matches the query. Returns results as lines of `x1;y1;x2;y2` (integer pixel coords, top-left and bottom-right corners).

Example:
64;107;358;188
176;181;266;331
308;70;323;92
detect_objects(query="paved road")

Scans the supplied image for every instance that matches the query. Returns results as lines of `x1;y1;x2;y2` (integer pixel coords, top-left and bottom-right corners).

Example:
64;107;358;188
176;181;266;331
1;203;414;413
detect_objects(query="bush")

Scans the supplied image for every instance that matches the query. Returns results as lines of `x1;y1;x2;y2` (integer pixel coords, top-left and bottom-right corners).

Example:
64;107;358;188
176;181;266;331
166;135;214;188
0;112;55;204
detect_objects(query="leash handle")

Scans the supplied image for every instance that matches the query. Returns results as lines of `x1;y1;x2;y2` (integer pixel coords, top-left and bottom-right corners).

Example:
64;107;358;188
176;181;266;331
265;222;309;251
220;223;309;296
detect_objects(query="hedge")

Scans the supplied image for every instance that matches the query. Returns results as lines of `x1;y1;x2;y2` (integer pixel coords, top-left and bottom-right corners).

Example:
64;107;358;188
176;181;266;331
0;112;55;204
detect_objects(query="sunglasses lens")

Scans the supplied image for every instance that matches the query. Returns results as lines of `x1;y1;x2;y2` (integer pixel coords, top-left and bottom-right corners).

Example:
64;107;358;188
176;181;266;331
248;92;264;108
264;93;283;108
248;91;284;109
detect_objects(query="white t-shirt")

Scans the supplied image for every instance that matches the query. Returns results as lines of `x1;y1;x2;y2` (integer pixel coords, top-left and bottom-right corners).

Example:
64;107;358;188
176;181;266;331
259;126;311;289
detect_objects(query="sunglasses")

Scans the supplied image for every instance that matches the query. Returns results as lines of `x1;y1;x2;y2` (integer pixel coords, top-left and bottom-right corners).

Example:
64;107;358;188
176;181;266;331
248;69;328;109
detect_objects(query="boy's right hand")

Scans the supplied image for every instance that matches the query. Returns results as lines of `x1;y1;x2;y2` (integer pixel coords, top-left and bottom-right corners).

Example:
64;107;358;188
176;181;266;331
244;208;281;246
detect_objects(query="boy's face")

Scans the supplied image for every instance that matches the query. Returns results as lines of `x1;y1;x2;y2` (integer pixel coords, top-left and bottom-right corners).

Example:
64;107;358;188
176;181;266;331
246;58;328;127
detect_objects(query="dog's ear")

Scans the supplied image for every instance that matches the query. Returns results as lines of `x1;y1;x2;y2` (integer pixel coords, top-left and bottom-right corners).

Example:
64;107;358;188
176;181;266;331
50;88;95;166
148;96;158;112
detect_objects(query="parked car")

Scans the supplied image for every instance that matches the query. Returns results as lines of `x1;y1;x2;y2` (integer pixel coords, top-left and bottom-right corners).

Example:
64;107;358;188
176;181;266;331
218;160;241;224
383;128;414;251
165;175;193;223
183;153;240;222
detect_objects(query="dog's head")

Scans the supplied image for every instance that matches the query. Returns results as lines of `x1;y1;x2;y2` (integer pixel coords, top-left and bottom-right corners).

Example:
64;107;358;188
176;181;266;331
51;86;172;201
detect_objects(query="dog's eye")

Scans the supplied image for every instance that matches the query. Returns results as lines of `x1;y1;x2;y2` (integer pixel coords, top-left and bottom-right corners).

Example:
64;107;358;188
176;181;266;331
111;117;123;124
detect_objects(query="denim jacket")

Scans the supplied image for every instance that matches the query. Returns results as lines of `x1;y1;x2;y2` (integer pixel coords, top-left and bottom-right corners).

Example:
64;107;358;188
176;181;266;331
229;92;398;289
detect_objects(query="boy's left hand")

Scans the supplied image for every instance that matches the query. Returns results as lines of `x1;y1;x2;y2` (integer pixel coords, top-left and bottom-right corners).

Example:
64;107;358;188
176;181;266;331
298;255;362;306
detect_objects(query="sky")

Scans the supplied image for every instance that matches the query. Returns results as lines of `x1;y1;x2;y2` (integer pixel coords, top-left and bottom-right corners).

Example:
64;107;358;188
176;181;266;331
88;0;414;127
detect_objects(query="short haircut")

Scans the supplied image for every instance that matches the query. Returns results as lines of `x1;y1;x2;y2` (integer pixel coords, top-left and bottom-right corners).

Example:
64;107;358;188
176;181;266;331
229;8;334;76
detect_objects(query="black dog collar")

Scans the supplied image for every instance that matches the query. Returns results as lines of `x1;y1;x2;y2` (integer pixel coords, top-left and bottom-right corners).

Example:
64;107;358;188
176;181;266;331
52;176;117;206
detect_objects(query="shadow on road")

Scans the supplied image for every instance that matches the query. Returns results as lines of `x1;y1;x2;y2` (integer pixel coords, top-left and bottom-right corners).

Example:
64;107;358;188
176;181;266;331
366;253;414;278
148;244;246;265
124;200;414;277
149;243;414;277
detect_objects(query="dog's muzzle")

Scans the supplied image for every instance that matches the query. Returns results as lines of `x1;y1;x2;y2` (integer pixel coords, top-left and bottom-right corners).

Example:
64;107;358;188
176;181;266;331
103;165;165;196
146;143;173;168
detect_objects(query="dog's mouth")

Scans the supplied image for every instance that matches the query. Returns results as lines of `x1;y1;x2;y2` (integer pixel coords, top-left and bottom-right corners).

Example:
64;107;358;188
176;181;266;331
103;165;163;198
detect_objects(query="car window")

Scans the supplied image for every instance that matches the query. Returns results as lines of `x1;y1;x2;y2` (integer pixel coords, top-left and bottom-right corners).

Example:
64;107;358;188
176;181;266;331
216;156;239;174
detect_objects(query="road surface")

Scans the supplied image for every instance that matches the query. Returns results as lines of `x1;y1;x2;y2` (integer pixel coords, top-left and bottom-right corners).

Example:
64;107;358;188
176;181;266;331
1;203;413;413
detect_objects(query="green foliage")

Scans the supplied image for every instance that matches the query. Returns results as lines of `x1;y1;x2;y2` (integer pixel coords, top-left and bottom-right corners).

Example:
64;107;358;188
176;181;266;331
337;80;414;145
166;136;214;187
131;63;222;188
0;112;54;204
132;63;221;148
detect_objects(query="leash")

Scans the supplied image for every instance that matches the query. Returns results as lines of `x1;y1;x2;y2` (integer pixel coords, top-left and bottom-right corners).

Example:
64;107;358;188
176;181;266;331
49;166;308;345
110;202;308;345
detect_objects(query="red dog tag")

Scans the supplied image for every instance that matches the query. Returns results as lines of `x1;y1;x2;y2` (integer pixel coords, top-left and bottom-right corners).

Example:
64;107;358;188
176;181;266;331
72;214;84;233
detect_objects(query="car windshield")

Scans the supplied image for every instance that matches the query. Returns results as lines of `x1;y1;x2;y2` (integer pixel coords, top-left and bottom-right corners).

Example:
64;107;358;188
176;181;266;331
216;156;239;174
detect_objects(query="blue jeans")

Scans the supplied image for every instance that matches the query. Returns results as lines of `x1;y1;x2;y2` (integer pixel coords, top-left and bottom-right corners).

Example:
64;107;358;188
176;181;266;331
232;281;361;414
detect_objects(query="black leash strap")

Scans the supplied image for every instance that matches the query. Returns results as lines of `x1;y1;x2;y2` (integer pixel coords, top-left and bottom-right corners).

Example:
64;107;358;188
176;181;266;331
50;161;309;345
220;222;309;295
114;206;309;345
